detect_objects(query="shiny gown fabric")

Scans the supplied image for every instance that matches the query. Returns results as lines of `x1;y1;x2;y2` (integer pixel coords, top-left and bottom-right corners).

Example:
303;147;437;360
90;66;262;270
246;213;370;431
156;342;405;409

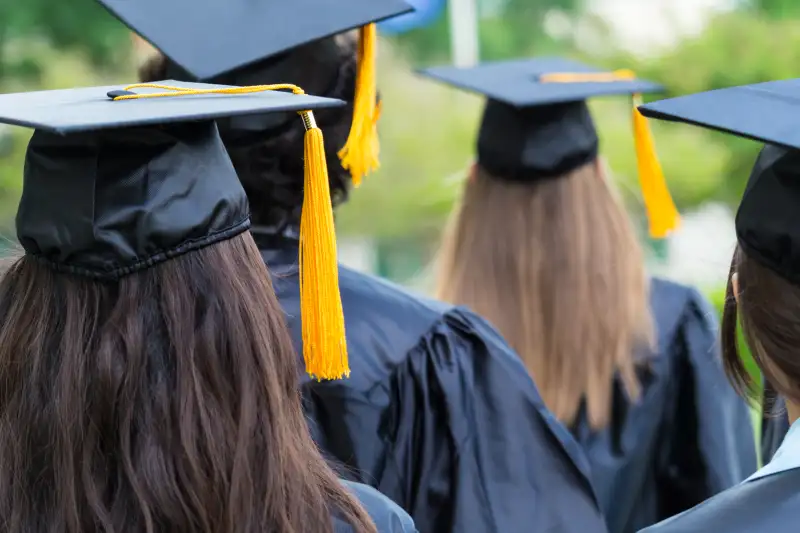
571;278;757;533
337;481;418;533
639;418;800;533
637;469;800;533
260;240;608;533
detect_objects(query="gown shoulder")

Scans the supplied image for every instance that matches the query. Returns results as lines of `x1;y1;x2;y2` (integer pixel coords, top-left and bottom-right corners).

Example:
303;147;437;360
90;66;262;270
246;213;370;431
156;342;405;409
638;469;800;533
338;480;418;533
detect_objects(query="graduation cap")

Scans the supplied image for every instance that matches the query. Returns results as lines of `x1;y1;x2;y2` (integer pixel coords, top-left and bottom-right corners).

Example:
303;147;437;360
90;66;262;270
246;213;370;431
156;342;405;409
1;80;350;380
639;79;800;285
96;0;415;185
419;57;681;239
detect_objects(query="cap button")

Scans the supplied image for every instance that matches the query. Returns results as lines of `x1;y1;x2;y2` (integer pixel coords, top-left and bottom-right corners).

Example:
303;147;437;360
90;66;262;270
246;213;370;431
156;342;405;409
107;90;136;99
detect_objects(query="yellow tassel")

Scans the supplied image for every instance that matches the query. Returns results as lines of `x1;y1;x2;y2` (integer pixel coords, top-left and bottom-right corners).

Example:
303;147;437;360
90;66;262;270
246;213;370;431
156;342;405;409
112;83;350;380
538;71;681;239
631;95;680;239
299;113;349;380
338;23;380;187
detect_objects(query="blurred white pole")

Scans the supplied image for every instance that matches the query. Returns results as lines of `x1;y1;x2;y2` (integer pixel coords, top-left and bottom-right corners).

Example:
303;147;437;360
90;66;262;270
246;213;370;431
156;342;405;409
448;0;480;67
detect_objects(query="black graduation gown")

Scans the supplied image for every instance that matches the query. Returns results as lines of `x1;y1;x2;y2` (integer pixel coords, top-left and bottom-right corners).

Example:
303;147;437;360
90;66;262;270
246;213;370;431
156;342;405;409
570;277;757;533
636;469;800;533
337;480;418;533
260;239;608;533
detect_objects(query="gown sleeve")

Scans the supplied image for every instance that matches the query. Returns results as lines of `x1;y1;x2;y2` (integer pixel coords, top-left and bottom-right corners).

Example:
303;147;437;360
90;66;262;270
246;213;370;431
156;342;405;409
656;288;757;519
374;307;608;533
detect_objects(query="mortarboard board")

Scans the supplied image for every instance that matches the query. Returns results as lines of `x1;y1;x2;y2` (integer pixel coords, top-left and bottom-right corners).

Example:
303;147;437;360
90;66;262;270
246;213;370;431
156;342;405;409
96;0;415;185
1;80;350;380
639;79;800;285
419;57;681;238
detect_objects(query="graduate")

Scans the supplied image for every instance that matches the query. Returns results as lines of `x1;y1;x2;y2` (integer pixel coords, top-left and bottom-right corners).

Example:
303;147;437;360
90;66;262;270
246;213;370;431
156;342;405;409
420;57;758;533
637;77;800;533
0;82;416;533
92;1;609;532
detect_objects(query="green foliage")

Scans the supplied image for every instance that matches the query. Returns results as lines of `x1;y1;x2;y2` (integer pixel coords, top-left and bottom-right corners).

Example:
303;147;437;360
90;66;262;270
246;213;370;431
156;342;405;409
748;0;800;18
0;46;136;233
590;99;731;214
337;44;480;239
393;0;583;64
0;0;129;75
611;12;800;208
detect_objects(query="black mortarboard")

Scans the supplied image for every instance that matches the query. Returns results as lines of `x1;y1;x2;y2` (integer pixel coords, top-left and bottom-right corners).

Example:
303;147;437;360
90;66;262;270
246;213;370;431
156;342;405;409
97;0;412;81
419;57;681;238
639;80;800;284
1;81;350;380
97;0;414;184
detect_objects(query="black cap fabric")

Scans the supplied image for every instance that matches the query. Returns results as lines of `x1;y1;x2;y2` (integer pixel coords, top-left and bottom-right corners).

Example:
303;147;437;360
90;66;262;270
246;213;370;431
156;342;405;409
97;0;414;81
420;57;663;181
477;99;599;181
638;80;800;150
2;81;344;280
160;40;349;143
638;80;800;283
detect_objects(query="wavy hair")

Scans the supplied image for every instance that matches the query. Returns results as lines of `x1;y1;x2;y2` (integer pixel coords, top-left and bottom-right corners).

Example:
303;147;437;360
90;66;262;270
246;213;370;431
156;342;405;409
0;233;376;533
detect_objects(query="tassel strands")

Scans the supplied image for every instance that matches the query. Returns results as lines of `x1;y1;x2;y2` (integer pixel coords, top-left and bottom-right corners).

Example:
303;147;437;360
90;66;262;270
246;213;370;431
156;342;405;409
539;70;681;238
300;111;350;380
113;83;350;380
338;23;380;186
631;95;680;239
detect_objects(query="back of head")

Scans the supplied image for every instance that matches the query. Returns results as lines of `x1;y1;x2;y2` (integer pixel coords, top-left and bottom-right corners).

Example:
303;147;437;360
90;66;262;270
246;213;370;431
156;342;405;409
722;146;800;407
139;35;358;233
0;83;374;533
636;78;800;420
436;160;653;429
0;234;375;533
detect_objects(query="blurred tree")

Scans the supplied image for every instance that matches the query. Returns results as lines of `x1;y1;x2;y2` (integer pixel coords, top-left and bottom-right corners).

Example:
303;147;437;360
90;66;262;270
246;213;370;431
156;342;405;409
607;12;800;208
0;0;129;80
0;46;137;234
337;42;480;240
748;0;800;18
392;0;584;64
480;0;581;59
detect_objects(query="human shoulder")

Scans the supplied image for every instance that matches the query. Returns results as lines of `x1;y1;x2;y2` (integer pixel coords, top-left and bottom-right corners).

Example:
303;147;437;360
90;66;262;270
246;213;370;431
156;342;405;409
340;480;418;533
639;469;800;533
337;265;453;325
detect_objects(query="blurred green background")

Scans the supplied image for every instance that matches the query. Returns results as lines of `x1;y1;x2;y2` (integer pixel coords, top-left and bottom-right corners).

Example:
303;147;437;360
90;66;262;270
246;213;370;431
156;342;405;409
0;0;783;403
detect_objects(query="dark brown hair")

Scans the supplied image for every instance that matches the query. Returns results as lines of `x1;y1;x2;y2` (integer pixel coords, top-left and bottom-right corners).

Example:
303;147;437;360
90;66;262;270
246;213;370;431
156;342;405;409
0;233;376;533
139;34;358;234
722;245;800;405
435;160;654;430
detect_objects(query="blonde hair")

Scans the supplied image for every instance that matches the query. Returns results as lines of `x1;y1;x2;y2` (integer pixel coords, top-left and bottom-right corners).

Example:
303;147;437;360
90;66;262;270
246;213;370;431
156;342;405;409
435;160;654;430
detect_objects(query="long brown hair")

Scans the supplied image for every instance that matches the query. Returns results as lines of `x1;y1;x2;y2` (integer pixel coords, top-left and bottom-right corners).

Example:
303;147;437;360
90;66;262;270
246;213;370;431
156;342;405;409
436;160;654;430
0;233;376;533
722;245;800;405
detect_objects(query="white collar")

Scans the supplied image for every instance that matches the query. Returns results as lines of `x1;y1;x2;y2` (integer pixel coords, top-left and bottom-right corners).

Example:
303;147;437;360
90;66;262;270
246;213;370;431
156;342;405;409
747;416;800;482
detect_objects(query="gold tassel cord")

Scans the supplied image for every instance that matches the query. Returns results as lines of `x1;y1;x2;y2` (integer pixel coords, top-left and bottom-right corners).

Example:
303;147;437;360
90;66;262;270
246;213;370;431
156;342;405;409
338;23;380;187
300;113;349;380
539;70;681;238
113;83;350;380
631;95;680;239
